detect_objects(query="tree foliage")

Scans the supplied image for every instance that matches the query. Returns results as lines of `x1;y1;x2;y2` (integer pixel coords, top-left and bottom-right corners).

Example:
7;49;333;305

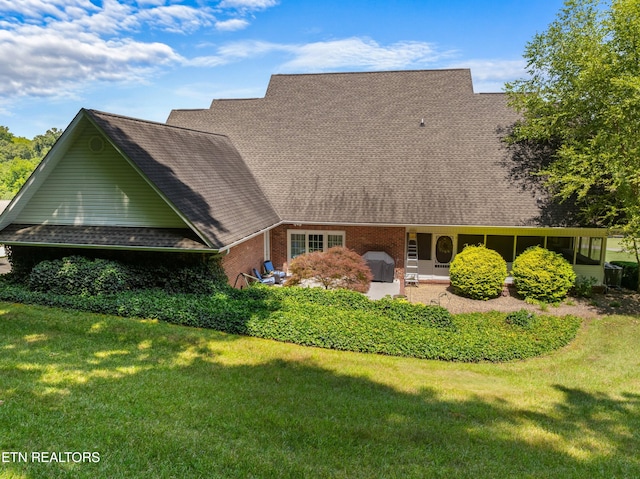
286;246;374;293
0;126;61;199
505;0;640;283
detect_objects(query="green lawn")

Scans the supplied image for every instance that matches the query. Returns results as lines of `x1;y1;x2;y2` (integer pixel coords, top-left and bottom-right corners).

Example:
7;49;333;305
606;237;639;263
1;302;639;478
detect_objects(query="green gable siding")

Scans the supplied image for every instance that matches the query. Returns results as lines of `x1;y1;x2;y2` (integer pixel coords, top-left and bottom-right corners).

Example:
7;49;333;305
15;125;186;228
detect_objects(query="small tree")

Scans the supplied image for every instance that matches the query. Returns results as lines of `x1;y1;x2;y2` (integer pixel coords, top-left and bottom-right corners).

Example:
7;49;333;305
286;247;373;293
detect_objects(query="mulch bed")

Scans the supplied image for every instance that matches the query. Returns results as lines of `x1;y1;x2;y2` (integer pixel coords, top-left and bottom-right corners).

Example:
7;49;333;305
405;283;640;318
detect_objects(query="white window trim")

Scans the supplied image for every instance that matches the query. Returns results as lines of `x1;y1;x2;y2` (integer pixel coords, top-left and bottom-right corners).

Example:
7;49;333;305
287;229;346;261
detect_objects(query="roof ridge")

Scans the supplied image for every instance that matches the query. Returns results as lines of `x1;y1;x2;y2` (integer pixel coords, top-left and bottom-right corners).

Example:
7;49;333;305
84;109;231;139
268;68;472;79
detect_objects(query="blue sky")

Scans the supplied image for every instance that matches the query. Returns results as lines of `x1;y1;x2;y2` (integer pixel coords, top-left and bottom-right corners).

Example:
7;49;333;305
0;0;566;139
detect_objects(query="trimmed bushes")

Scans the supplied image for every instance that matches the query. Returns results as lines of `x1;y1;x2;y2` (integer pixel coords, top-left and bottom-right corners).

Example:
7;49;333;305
29;256;131;296
27;255;226;296
0;279;581;362
450;245;507;300
512;246;576;303
8;247;228;291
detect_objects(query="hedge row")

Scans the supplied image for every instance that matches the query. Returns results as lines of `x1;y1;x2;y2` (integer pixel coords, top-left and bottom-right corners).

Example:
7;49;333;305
24;255;227;295
0;281;581;362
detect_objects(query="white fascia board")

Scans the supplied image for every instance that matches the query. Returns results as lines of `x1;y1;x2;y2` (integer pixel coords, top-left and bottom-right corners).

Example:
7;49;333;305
280;220;609;237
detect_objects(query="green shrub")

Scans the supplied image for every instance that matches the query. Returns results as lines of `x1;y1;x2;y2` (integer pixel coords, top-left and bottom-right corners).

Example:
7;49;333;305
9;246;228;290
0;279;581;362
374;297;453;329
27;254;226;296
449;245;507;300
573;276;598;298
29;256;131;296
512;246;576;303
505;309;535;328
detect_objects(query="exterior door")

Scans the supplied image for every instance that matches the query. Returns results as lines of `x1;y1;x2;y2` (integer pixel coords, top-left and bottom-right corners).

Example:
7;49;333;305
434;235;454;272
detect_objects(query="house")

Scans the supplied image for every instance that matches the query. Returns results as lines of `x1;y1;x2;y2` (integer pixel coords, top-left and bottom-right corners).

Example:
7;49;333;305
0;69;607;291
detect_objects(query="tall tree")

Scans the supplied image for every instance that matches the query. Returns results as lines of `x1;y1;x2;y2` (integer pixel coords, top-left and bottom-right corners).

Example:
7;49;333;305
505;0;640;278
0;126;62;199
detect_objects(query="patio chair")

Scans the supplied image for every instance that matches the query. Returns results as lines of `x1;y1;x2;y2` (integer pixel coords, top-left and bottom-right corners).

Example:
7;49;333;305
253;268;276;285
263;260;286;283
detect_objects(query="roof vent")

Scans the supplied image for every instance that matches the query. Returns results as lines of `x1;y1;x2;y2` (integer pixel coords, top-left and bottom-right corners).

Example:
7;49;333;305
88;136;104;153
420;118;425;127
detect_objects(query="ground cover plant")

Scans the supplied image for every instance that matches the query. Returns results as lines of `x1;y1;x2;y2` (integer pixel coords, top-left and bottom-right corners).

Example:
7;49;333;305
0;302;638;478
0;281;581;362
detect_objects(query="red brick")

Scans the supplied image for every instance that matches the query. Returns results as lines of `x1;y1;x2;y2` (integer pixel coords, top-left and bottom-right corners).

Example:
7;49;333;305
222;233;265;287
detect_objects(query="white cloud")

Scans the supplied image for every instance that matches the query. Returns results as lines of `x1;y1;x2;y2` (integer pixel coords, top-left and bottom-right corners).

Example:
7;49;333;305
189;38;455;72
137;5;215;33
446;59;527;92
217;0;278;10
0;25;181;97
0;0;218;98
215;18;249;31
0;0;281;99
281;38;453;71
0;0;98;21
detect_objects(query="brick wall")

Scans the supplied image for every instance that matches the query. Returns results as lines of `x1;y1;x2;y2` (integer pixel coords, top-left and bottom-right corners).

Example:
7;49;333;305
269;224;406;285
222;233;265;287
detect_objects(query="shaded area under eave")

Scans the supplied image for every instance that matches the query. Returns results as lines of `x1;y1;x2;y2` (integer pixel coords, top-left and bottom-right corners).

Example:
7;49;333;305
0;224;215;251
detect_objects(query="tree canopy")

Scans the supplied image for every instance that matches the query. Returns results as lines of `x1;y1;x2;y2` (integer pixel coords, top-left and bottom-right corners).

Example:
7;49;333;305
505;0;640;262
0;126;61;199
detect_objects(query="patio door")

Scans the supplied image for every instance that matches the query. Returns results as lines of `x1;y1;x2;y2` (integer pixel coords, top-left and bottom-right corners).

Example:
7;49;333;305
434;235;454;272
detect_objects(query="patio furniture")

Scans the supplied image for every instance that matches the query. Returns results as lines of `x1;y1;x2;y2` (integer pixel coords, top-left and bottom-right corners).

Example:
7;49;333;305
253;268;276;285
263;260;286;283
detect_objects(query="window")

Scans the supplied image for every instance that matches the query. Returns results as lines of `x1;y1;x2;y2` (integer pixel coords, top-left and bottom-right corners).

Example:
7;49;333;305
486;235;515;262
457;234;484;254
328;234;343;248
516;236;544;256
576;236;602;265
308;234;324;252
408;233;432;260
547;236;574;263
435;236;454;264
288;230;345;259
290;233;306;259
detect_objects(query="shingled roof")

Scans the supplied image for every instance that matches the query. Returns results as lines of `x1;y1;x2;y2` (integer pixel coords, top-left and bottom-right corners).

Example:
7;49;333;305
84;110;280;248
0;110;280;251
168;69;546;227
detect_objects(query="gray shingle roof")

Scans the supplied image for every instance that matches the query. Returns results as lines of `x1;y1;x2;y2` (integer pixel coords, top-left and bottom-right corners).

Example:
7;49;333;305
0;224;209;250
85;110;280;248
168;69;548;227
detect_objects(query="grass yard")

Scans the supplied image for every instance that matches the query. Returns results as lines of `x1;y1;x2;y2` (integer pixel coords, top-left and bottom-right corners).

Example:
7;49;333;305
1;302;639;478
606;237;639;263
